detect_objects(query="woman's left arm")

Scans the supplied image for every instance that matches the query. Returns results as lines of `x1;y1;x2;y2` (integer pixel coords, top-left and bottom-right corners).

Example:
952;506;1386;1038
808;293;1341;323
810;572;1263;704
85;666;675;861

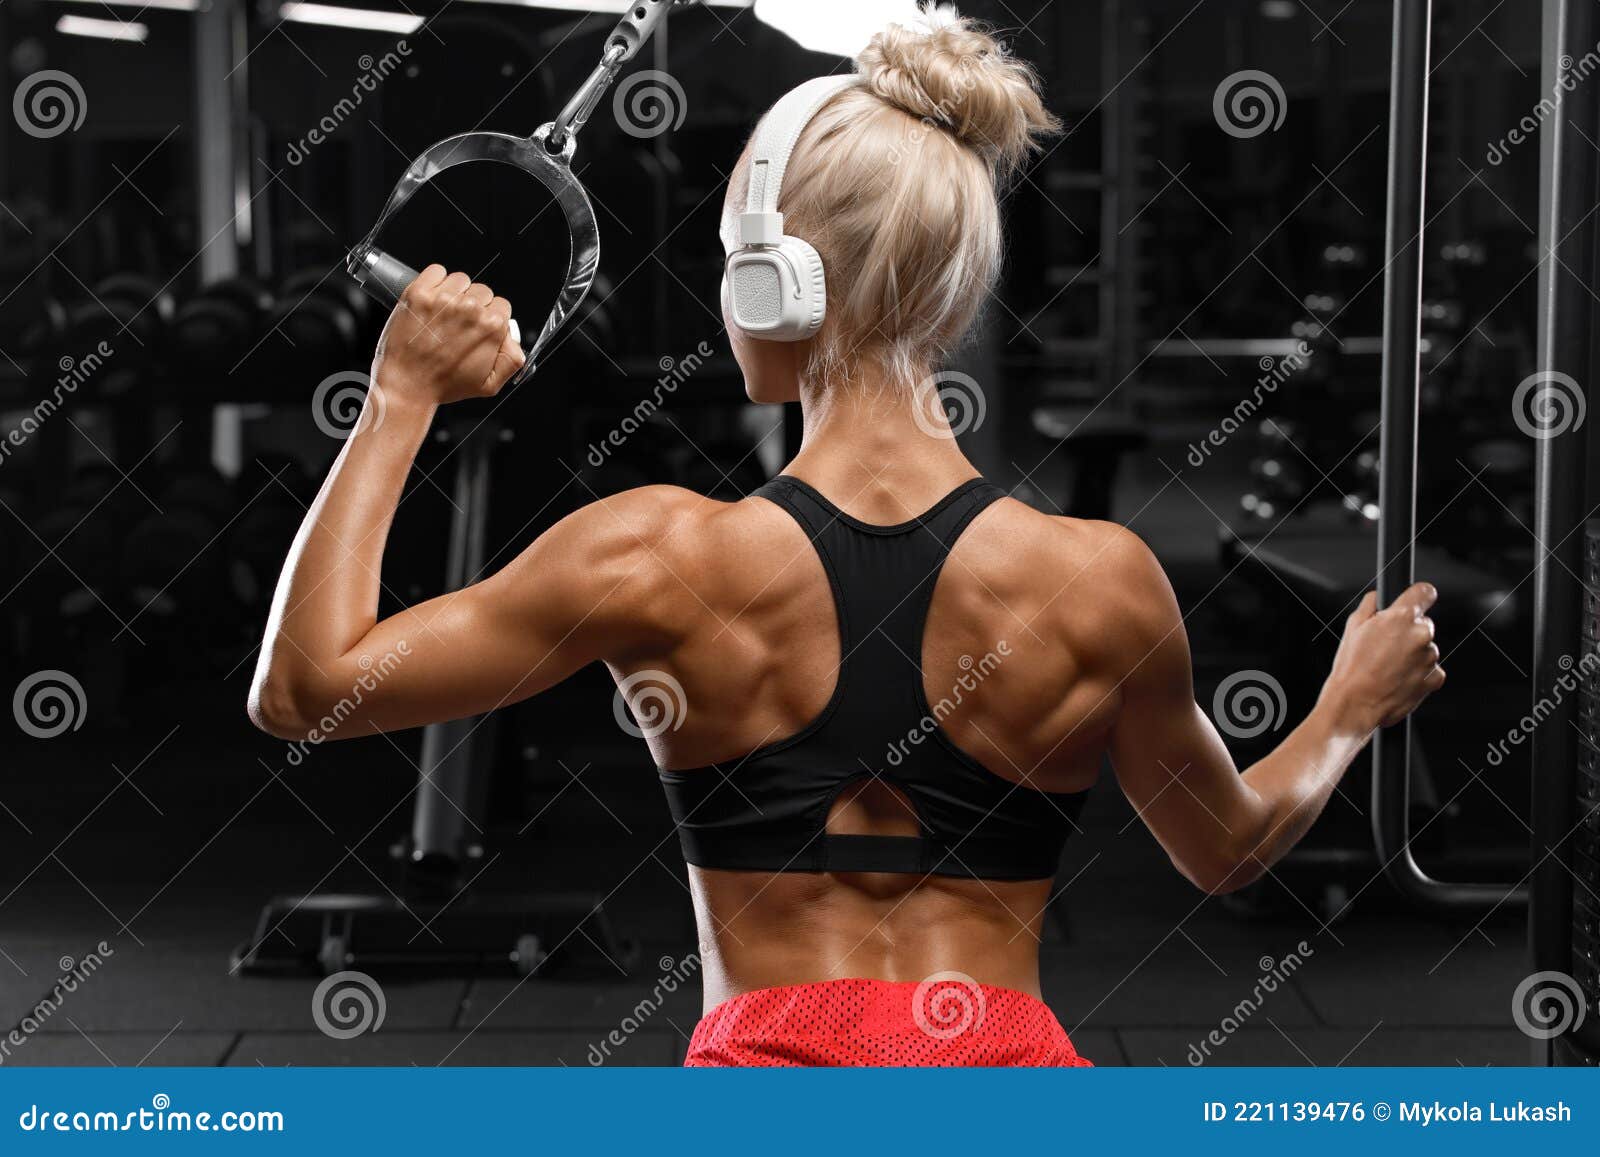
247;266;679;741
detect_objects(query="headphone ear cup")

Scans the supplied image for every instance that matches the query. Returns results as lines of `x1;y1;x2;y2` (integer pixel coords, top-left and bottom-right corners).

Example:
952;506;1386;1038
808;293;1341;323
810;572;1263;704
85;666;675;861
724;238;827;341
777;236;827;340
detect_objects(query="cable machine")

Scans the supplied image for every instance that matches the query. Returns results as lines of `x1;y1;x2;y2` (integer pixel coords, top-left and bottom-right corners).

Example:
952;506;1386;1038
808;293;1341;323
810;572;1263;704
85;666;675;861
1375;0;1599;1067
1528;0;1600;1069
1371;0;1527;909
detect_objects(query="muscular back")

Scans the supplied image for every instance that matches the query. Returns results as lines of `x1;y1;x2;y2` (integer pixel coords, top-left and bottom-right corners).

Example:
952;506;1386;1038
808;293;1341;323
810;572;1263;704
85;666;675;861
609;481;1150;1007
629;485;1130;789
251;267;1444;1017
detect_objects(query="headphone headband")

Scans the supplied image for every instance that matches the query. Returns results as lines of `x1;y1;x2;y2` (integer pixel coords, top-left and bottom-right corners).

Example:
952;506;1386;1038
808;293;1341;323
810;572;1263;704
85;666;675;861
739;74;860;246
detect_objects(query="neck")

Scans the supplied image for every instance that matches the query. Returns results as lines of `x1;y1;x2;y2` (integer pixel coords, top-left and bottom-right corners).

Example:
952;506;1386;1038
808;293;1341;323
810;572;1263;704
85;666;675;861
782;367;980;520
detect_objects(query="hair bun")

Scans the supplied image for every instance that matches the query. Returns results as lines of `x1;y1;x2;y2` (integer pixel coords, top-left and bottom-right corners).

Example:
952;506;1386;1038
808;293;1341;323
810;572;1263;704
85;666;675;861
856;5;1059;178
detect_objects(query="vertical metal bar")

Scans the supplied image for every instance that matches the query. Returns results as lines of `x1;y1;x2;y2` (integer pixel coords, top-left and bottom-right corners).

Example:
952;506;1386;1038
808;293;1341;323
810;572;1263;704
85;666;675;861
652;14;671;356
194;0;248;282
1531;0;1599;1067
1371;0;1430;877
1374;6;1428;633
410;421;497;878
195;0;251;477
1098;0;1120;401
1370;0;1526;908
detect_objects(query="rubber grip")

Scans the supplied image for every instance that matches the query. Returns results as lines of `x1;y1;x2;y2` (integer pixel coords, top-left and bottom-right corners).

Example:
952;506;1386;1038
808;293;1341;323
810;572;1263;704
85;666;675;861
352;248;521;345
352;247;419;307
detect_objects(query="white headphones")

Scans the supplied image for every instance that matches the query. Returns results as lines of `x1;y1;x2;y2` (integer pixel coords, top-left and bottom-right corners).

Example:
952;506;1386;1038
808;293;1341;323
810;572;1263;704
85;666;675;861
724;74;860;342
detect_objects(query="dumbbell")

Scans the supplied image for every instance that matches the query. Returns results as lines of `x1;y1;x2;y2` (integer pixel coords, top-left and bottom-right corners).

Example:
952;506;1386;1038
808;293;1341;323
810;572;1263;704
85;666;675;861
22;464;142;618
226;452;314;613
264;268;374;373
0;283;66;367
99;273;175;348
60;273;174;366
169;276;275;378
121;465;238;652
1336;446;1382;523
1321;242;1368;269
1438;240;1486;267
1301;291;1344;321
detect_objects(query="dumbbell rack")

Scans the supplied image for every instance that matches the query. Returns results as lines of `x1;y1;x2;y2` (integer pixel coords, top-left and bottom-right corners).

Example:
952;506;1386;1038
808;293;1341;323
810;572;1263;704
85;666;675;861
232;413;635;978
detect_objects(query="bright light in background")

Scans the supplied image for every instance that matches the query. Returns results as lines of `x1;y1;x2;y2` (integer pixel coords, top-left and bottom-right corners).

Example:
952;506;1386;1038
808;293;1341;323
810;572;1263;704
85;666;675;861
279;2;424;32
47;0;748;12
464;0;750;8
1259;0;1297;18
54;0;198;9
56;13;149;40
754;0;923;55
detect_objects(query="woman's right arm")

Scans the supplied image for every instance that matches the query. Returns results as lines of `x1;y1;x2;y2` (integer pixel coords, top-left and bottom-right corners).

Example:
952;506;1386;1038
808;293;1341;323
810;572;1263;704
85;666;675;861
1103;531;1445;894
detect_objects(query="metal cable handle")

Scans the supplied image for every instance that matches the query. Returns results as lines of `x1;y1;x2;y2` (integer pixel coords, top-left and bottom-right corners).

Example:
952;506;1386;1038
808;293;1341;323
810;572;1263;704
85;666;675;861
347;128;594;387
1371;0;1526;909
347;0;696;377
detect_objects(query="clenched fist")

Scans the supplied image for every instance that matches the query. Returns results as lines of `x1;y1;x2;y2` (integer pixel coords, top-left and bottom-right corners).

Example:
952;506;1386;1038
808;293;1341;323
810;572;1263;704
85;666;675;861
372;266;524;406
1319;583;1447;734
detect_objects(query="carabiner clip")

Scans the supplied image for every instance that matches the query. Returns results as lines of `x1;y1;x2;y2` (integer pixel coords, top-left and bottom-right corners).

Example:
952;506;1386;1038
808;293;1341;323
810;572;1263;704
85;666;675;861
548;44;627;153
546;0;680;153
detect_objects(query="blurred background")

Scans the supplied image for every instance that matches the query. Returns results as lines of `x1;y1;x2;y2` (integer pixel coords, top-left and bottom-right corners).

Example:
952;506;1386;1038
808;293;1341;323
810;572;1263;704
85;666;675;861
0;0;1585;1067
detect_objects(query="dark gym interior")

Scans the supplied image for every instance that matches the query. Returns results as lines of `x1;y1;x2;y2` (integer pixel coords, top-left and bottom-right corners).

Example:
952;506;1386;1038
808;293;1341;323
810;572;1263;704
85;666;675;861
2;0;1597;1067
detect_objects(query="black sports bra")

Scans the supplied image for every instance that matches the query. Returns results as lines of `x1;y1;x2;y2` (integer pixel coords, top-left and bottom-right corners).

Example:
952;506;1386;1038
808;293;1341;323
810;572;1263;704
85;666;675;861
658;474;1088;882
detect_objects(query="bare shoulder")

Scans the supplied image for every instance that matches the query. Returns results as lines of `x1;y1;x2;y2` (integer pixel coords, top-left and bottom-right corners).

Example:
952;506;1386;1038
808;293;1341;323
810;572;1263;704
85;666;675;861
521;484;806;642
489;485;720;648
568;483;713;549
964;498;1183;656
580;484;799;570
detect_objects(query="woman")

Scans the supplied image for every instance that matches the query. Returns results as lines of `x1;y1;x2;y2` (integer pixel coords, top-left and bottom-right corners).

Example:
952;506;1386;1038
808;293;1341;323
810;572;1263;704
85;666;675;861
250;12;1444;1066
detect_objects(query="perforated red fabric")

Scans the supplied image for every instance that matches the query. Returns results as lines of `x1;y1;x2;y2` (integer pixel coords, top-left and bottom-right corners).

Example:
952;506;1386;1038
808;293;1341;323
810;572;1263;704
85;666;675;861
684;977;1093;1067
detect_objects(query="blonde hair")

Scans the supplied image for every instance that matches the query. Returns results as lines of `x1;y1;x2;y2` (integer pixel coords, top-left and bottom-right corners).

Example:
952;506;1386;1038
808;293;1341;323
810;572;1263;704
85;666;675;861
729;6;1059;387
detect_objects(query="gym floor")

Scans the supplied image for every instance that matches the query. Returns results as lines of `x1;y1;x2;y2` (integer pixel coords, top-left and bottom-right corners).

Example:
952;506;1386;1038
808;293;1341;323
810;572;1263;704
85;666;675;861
1;436;1532;1068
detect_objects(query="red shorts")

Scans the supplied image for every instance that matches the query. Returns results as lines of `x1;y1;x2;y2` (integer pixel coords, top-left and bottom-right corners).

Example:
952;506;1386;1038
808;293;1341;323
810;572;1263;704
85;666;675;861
683;976;1093;1067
